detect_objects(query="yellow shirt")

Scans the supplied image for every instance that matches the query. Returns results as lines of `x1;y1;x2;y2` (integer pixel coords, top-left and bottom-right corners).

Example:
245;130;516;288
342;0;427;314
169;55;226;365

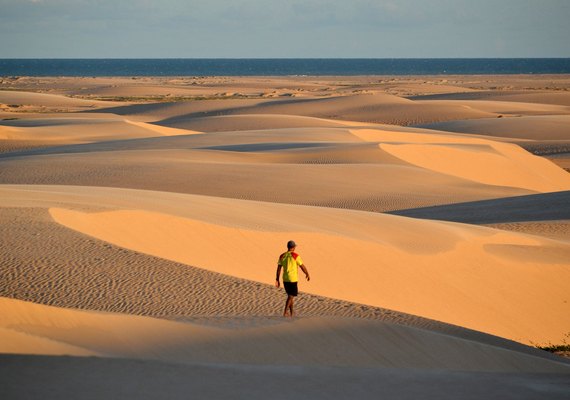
278;251;304;283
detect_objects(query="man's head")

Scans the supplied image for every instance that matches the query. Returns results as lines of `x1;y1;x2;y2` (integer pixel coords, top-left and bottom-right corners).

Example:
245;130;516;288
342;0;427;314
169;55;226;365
287;240;296;250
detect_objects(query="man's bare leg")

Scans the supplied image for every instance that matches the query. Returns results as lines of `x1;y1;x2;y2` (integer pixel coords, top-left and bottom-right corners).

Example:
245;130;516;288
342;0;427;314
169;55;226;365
283;296;289;317
283;295;294;317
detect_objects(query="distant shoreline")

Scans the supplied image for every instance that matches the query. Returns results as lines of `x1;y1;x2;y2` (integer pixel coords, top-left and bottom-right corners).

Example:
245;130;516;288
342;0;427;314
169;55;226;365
2;58;570;77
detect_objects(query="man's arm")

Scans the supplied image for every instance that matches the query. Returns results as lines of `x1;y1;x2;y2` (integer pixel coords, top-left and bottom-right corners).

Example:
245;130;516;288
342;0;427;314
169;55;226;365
275;264;282;287
300;264;310;281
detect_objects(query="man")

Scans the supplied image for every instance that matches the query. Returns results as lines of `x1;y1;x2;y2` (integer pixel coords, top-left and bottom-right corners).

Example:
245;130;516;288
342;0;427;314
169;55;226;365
275;240;310;317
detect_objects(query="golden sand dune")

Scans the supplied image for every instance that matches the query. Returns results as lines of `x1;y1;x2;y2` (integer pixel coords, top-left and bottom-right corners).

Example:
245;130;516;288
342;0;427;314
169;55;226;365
0;114;196;144
352;128;570;192
155;93;497;126
1;297;567;372
0;147;537;213
2;184;568;344
416;114;570;169
149;113;356;132
85;92;498;127
50;204;570;345
2;205;568;398
8;203;558;362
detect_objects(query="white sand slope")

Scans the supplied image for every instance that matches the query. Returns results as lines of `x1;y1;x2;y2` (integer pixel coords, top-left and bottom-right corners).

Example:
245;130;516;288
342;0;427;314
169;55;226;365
1;297;568;373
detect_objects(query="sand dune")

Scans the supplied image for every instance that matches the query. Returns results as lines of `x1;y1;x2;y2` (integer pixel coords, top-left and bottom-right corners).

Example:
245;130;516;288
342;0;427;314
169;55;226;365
2;124;566;214
0;148;533;212
389;191;570;224
2;184;569;344
90;98;268;121
49;204;570;345
2;297;568;372
417;99;570;117
150;113;355;132
410;90;570;106
548;154;570;172
487;221;570;242
7;204;562;363
0;328;97;357
1;76;569;398
0;114;196;147
0;90;118;110
86;92;498;127
154;93;498;126
418;115;570;141
4;354;570;400
352;128;570;192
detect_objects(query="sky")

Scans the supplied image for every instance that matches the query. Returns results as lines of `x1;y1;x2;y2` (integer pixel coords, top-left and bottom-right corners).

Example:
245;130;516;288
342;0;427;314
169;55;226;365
1;0;569;58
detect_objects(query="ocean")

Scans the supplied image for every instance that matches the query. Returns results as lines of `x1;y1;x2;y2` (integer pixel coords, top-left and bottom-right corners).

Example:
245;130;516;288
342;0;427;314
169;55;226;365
0;58;569;77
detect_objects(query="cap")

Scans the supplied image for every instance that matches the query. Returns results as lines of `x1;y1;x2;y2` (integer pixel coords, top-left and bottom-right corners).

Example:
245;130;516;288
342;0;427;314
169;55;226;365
287;240;297;249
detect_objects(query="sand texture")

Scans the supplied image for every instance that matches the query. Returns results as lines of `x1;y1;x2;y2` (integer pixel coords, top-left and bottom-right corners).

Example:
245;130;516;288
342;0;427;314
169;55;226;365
1;76;569;399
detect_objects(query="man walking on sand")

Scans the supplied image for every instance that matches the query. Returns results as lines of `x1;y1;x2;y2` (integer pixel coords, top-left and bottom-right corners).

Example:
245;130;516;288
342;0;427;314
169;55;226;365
275;240;310;317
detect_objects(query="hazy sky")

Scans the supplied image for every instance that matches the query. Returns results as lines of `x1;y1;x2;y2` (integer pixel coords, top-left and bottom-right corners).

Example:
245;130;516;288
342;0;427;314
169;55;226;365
1;0;569;58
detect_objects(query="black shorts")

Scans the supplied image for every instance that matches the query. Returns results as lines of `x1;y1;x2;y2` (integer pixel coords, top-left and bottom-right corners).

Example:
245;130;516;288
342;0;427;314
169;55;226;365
283;281;298;296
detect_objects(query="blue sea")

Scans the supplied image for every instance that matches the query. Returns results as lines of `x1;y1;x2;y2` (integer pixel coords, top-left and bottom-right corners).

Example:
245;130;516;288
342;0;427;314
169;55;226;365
1;59;569;77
